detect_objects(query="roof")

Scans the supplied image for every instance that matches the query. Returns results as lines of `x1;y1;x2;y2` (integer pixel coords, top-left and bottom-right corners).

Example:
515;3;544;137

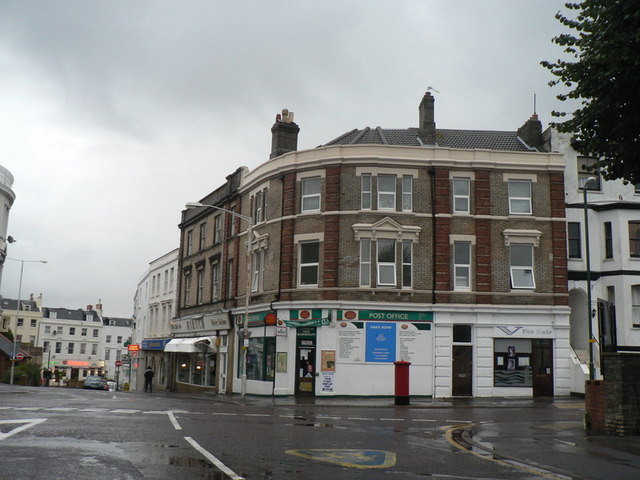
0;333;31;358
103;317;133;327
322;127;535;152
0;298;40;312
42;307;101;322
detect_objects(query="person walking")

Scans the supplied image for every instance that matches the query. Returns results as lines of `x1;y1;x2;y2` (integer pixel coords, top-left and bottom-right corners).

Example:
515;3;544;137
143;366;154;393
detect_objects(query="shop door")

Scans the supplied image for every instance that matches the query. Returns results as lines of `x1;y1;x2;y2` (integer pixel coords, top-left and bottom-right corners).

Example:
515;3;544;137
532;339;553;397
295;328;316;396
452;346;473;396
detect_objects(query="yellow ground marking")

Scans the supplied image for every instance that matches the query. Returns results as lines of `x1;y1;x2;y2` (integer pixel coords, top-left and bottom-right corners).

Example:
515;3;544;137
286;449;397;469
444;424;570;480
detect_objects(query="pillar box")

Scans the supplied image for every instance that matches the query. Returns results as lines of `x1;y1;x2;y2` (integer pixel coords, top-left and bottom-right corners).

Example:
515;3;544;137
394;361;411;405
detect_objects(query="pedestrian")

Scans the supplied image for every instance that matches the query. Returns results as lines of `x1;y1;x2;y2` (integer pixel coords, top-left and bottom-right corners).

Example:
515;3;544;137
144;366;154;393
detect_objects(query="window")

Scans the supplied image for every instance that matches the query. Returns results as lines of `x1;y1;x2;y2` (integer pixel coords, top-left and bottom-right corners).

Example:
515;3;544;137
55;342;62;354
494;338;533;387
69;327;75;336
508;180;532;214
213;215;222;244
378;175;396;210
630;221;640;257
633;285;640;328
453;325;472;343
510;244;535;289
377;239;396;286
49;311;57;319
361;174;372;210
237;337;275;382
453;178;470;213
43;341;50;351
67;343;74;354
29;336;35;343
170;267;175;292
30;319;37;327
252;189;267;224
251;250;264;293
199;222;206;250
360;239;371;287
578;157;601;191
45;325;51;334
106;335;112;343
186;230;193;256
117;336;122;344
116;350;122;361
604;222;613;259
17;318;23;327
454;241;471;290
211;263;220;301
402;241;412;288
184;272;192;306
87;314;93;322
402;175;412;211
92;329;99;338
567;222;582;259
91;344;97;355
299;241;320;286
80;343;86;355
227;259;233;298
164;270;168;294
197;268;205;304
301;177;321;212
105;349;111;360
16;335;22;341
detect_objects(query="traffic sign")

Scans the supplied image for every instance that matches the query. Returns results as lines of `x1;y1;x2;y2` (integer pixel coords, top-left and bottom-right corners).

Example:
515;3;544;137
115;360;123;368
127;344;141;352
15;353;24;361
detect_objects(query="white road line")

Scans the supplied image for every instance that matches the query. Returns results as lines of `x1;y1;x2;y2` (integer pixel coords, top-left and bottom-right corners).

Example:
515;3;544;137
0;418;47;441
347;417;374;421
212;412;238;416
78;408;108;412
43;408;74;411
380;418;403;421
184;436;244;480
446;419;472;424
244;413;270;417
413;419;436;422
111;409;141;414
167;411;182;430
316;415;341;420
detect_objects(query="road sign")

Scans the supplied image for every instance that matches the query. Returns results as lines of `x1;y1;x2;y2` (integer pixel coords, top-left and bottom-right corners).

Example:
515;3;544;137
15;353;24;361
115;360;123;368
127;344;140;352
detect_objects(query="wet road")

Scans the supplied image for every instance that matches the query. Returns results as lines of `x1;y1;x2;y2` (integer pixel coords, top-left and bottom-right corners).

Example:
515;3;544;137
1;384;639;479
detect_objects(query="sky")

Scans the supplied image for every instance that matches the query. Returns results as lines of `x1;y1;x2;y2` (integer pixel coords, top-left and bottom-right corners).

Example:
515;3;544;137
0;1;572;317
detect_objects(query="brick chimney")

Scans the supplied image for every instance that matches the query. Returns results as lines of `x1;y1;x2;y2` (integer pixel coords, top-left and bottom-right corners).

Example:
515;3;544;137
418;92;436;145
270;109;300;159
518;113;543;149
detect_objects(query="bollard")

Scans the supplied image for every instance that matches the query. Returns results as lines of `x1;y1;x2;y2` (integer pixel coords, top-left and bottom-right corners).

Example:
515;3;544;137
393;361;411;405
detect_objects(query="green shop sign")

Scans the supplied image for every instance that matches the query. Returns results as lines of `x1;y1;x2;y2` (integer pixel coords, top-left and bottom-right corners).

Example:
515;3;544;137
283;318;330;328
339;310;433;322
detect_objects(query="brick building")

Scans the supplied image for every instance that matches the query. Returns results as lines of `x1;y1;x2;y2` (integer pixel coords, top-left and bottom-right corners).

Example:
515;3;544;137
175;93;570;398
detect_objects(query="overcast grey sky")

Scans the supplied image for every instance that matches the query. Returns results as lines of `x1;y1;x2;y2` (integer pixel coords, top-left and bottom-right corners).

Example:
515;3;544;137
0;1;570;316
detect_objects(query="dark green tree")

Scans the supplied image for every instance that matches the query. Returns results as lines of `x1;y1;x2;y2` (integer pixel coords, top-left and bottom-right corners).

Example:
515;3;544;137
542;1;640;183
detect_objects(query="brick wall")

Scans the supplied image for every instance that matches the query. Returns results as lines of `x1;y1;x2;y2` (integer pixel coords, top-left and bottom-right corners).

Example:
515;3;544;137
603;353;640;435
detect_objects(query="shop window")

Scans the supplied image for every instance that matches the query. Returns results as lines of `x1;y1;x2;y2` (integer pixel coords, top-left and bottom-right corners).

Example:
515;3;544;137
567;222;582;258
494;339;532;387
238;337;275;382
301;177;321;212
510;244;535;289
378;175;396;210
508;180;532;215
452;178;470;213
361;174;371;210
299;241;319;286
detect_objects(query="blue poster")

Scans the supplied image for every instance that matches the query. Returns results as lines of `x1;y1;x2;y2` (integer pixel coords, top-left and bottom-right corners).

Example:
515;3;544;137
365;322;396;362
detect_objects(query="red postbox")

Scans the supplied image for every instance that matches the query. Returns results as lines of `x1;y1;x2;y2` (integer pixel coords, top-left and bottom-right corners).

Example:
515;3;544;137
393;360;411;405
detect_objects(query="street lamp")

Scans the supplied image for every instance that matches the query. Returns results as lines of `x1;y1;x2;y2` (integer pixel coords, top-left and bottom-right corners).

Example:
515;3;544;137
185;201;254;397
582;177;598;381
7;258;47;385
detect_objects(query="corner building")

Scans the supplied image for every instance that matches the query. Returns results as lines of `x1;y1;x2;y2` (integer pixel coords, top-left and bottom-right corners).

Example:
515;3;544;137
177;93;570;398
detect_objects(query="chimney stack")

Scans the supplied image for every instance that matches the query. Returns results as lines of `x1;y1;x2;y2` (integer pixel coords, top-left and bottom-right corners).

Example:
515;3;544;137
518;114;543;149
270;109;300;159
418;92;436;145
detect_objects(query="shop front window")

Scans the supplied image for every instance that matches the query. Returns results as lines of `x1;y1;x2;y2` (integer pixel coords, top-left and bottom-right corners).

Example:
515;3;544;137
176;353;211;386
238;337;275;382
494;339;532;387
177;354;190;383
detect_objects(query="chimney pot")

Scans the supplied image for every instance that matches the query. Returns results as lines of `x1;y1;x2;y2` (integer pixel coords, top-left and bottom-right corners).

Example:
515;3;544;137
418;91;436;145
270;109;300;159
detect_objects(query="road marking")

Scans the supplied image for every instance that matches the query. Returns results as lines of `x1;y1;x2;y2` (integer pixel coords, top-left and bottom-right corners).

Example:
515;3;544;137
78;408;108;412
286;449;396;469
0;418;47;441
184;436;244;480
244;413;270;417
43;407;74;412
412;419;436;422
212;412;238;416
317;415;341;420
380;418;403;422
167;411;182;430
347;417;374;421
111;409;141;414
446;419;471;423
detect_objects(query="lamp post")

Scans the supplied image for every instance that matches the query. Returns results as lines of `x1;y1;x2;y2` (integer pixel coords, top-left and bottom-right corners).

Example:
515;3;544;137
7;258;47;385
583;177;597;381
185;201;254;397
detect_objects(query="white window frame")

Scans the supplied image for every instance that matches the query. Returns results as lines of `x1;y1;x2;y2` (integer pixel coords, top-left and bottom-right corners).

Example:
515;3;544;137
632;285;640;327
186;230;193;255
402;240;412;288
252;189;267;224
453;177;470;213
510;243;535;289
184;272;192;307
197;268;205;304
402;175;413;212
251;250;264;293
508;180;532;215
377;175;396;211
214;215;223;244
361;174;372;210
377;239;396;286
453;241;471;290
360;239;371;287
212;263;220;301
299;241;320;287
301;177;321;212
80;343;86;355
199;222;206;250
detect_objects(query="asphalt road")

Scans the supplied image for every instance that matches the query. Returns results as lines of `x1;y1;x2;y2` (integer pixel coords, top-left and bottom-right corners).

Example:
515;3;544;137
1;384;639;480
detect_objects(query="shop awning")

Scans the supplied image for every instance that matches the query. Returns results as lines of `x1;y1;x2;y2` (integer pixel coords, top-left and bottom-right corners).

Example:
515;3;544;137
164;336;217;354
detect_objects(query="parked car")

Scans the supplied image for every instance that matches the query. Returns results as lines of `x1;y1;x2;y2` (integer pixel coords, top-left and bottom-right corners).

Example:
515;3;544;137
83;376;106;390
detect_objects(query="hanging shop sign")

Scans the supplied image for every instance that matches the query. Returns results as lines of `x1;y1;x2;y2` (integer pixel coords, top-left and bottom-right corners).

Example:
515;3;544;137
283;318;329;328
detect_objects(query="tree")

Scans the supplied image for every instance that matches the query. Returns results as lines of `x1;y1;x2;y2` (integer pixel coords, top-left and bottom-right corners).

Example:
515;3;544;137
542;1;640;183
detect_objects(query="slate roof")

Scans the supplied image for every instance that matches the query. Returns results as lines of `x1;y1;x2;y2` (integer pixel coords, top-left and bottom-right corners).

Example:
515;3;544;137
103;317;132;327
322;127;535;152
42;307;101;322
0;298;40;312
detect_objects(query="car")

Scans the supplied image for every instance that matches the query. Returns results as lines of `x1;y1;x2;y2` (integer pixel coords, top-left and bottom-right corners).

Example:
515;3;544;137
83;376;107;390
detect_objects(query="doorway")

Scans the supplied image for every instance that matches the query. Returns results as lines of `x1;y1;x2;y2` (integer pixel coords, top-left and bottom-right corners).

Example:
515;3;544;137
532;339;553;397
295;327;316;395
452;345;473;396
